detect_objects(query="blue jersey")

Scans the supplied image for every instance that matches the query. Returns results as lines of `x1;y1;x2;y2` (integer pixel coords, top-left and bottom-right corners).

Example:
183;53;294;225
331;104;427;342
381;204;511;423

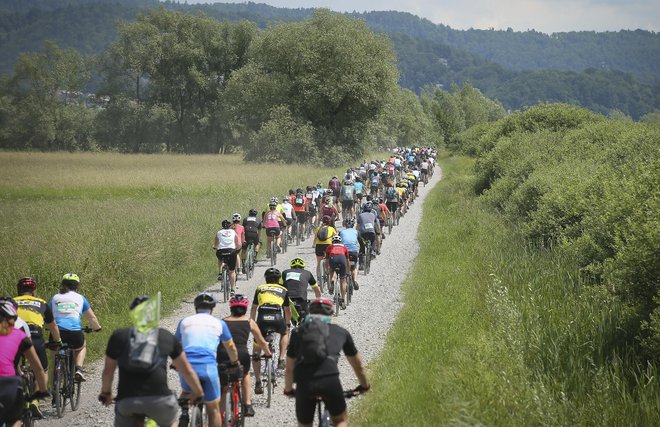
49;291;90;331
339;228;359;253
353;182;365;195
176;313;232;365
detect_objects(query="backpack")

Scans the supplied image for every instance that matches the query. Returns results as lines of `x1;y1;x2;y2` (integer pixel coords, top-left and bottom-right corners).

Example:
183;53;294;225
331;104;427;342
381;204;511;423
386;187;397;201
316;226;330;241
297;317;329;365
329;178;340;191
370;174;380;186
118;327;162;373
294;194;305;207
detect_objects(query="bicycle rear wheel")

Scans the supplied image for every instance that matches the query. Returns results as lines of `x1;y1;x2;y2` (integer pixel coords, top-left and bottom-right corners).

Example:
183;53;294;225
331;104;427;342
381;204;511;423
334;275;340;316
347;275;353;306
265;359;273;408
364;243;371;275
270;239;277;266
190;402;206;427
223;268;230;302
388;216;392;234
231;382;244;427
70;377;81;411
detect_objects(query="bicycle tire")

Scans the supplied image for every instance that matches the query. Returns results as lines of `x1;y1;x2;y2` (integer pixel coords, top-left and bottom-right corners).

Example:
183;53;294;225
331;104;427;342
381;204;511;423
270;239;276;266
295;223;301;246
223;268;230;303
71;376;82;411
230;381;244;427
364;242;371;276
347;275;353;306
21;369;35;427
190;402;205;427
388;216;392;235
334;274;340;316
54;358;66;418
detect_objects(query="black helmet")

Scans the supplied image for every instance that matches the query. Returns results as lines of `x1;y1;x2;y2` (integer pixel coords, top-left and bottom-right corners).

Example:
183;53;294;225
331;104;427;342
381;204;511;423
194;292;216;310
222;219;231;229
249;208;258;216
130;295;151;311
264;268;281;283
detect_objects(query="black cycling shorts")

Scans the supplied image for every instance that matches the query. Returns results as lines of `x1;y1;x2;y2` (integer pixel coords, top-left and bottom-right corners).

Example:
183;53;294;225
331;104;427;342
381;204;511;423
315;244;329;258
217;349;251;387
244;232;259;246
348;252;358;269
0;376;23;424
59;329;85;350
341;200;354;211
266;227;280;237
295;375;346;424
360;232;376;247
216;248;238;271
295;212;308;224
256;307;286;336
32;335;48;370
328;255;348;278
386;201;398;212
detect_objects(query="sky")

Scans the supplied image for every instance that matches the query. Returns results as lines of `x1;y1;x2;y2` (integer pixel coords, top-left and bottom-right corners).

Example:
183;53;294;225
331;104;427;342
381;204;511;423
182;0;659;34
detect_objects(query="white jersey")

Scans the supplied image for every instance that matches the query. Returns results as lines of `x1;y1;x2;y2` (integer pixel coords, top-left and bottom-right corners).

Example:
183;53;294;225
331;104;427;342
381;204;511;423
412;170;420;179
281;202;294;219
216;228;237;250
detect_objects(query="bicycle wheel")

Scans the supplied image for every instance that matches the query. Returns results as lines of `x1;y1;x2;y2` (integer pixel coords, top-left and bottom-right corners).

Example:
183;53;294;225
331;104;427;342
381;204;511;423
347;275;353;306
364;243;371;275
223;268;230;303
231;381;244;427
54;358;66;417
71;375;82;411
388;216;393;235
295;222;301;246
246;248;253;280
189;402;206;427
334;275;340;316
396;209;400;226
265;359;273;408
270;239;277;266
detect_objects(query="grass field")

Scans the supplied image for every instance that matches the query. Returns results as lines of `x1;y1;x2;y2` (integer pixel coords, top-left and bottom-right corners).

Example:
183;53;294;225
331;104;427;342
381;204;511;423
0;151;347;358
353;153;659;426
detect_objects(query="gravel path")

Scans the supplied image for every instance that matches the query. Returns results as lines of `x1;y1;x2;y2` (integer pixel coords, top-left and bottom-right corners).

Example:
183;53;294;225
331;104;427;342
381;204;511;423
43;169;441;426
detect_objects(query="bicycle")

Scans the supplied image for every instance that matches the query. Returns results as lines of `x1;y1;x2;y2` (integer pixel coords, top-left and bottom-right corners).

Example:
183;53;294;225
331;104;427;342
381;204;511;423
219;363;244;427
292;220;300;246
19;356;37;426
363;240;372;276
267;230;278;266
220;264;230;303
318;259;328;294
243;242;256;280
181;396;207;427
53;328;92;417
331;267;341;316
346;273;354;308
387;215;393;235
281;225;288;254
260;329;278;409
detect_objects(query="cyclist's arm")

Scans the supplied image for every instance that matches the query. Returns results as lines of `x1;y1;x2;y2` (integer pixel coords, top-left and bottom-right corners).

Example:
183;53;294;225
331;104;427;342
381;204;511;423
347;352;369;390
221;338;239;365
171;352;203;402
249;319;272;356
234;233;240;249
46;320;61;342
250;303;258;322
282;299;292;327
213;235;219;250
100;355;117;404
25;345;48;392
83;308;102;331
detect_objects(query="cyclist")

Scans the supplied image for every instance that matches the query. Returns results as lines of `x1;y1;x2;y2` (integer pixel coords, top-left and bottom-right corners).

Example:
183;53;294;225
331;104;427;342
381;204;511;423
0;299;49;426
49;273;102;382
99;296;204;427
325;235;351;310
385;185;400;221
357;204;379;259
264;200;287;257
251;268;292;394
339;219;360;291
304;186;317;229
292;188;309;240
328;176;341;206
313;215;338;285
14;277;61;418
231;213;245;275
321;197;339;229
353;177;365;205
282;258;321;323
219;295;272;417
242;208;262;260
340;178;355;220
283;299;370;427
214;219;240;296
175;292;241;427
375;197;391;241
281;195;297;243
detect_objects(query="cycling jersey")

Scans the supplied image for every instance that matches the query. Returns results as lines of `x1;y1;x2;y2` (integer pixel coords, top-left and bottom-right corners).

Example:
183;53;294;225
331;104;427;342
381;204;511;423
264;209;282;229
232;223;245;247
325;243;349;258
357;211;377;234
252;283;290;309
216;228;237;250
0;328;31;376
354;181;365;195
15;295;53;334
242;216;262;234
281;268;318;299
340;184;355;202
339;228;359;253
175;313;232;365
263;203;285;216
293;194;308;212
281;202;295;219
49;291;90;331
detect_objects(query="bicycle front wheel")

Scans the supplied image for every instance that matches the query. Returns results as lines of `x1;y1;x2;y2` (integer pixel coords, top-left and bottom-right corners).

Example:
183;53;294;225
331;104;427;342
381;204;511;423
54;359;66;417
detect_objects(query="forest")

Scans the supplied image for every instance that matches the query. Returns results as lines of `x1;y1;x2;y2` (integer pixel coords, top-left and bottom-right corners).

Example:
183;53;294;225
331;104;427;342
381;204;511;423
0;0;658;119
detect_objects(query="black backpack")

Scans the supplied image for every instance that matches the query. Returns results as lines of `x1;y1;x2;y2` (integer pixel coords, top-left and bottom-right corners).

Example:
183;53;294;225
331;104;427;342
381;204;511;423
295;194;305;206
297;318;329;365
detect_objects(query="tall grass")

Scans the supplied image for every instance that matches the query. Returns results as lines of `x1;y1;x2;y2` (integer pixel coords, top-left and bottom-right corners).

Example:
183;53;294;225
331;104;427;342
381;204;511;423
0;152;347;358
353;153;659;426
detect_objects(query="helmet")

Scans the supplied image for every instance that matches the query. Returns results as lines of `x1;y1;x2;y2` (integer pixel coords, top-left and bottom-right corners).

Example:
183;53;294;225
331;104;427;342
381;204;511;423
130;295;151;311
290;257;305;268
282;196;289;203
194;292;216;310
344;218;355;228
325;189;333;195
17;276;37;292
61;273;80;290
232;213;241;222
322;215;332;225
264;268;281;283
229;294;249;309
296;188;303;194
270;196;278;204
331;235;342;244
0;299;18;321
362;203;372;212
289;189;295;195
268;203;277;209
222;219;231;229
249;208;258;216
308;299;334;316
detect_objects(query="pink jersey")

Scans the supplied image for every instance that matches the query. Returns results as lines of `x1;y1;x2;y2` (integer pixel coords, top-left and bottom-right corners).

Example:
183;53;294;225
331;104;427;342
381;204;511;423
264;210;281;228
233;224;245;246
0;328;29;376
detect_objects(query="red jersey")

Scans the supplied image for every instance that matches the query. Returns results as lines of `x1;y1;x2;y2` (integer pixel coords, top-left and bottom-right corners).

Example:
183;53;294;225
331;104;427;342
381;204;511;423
325;243;348;257
232;223;245;246
292;193;308;212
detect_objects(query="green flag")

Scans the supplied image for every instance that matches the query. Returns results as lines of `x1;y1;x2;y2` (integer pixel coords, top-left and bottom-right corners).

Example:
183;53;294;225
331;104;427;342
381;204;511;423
129;292;160;334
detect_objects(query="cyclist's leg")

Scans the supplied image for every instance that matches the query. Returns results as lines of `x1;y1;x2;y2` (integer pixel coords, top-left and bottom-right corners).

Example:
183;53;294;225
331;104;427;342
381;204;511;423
61;330;86;374
227;251;238;291
277;317;289;368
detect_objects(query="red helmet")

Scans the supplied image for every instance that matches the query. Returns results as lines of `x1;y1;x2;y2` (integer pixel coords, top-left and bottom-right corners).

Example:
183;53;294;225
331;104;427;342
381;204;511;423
17;277;37;292
229;294;249;308
309;299;334;316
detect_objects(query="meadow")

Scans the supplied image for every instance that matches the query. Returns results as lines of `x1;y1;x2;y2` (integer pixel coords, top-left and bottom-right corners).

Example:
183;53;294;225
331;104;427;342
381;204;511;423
0;151;345;358
353;153;659;426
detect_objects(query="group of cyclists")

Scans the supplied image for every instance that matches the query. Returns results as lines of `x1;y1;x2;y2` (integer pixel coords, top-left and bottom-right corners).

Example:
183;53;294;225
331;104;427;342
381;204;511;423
1;146;435;427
